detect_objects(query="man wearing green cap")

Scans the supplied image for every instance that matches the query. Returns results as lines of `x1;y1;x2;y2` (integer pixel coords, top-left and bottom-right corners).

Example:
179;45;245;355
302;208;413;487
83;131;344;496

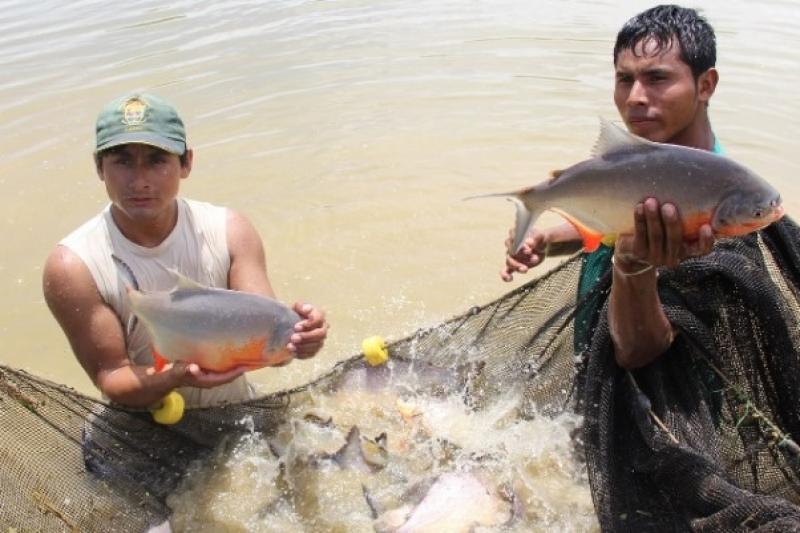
43;92;329;410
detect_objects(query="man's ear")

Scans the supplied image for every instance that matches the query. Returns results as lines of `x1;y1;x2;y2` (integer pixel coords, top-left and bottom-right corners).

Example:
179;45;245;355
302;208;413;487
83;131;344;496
181;148;194;179
697;67;719;104
94;153;104;180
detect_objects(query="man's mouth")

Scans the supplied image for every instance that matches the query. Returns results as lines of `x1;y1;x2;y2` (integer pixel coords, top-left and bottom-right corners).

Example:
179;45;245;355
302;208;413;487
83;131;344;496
128;197;156;205
628;116;658;124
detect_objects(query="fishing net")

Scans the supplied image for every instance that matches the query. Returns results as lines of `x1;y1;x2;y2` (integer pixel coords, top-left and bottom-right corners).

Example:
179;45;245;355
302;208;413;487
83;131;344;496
2;218;800;532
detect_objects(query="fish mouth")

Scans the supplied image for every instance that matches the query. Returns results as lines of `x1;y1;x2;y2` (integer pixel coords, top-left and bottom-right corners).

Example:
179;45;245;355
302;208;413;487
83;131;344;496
770;204;786;221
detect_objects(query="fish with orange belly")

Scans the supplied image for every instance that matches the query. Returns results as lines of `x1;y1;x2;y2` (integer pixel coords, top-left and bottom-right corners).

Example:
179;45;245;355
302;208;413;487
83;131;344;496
473;118;785;253
113;255;301;372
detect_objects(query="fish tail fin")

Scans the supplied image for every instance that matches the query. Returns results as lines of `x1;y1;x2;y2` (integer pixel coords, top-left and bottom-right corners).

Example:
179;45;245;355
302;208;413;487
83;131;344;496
465;187;544;254
111;254;141;335
111;254;140;292
506;187;545;253
462;191;516;202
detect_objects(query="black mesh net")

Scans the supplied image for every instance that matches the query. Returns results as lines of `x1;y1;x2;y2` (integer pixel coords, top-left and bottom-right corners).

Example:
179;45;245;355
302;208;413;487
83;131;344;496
3;219;800;532
581;218;800;532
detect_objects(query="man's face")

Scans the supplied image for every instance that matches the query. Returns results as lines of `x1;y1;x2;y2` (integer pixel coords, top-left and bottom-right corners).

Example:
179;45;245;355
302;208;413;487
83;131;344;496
614;38;713;143
97;143;192;225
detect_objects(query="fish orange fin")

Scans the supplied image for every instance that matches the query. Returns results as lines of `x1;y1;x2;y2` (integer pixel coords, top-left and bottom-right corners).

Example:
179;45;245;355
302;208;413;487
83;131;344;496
551;208;604;252
152;348;169;372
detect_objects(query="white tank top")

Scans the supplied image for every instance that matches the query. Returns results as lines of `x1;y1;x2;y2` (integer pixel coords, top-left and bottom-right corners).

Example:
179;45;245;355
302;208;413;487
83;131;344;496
60;198;255;408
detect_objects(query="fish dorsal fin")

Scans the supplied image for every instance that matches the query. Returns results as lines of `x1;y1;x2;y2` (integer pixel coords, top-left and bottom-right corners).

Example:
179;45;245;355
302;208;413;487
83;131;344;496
168;268;207;291
151;257;207;291
591;117;654;157
547;169;564;185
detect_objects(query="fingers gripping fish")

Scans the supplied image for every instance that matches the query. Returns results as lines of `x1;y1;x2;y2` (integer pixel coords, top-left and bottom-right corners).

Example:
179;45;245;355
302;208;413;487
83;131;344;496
112;255;301;372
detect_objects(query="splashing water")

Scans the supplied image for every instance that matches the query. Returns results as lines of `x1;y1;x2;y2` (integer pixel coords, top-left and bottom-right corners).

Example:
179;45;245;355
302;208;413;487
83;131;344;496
167;360;599;532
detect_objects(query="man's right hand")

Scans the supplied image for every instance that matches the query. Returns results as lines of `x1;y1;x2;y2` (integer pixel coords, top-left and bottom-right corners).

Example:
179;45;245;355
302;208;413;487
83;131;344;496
501;228;549;282
159;362;248;389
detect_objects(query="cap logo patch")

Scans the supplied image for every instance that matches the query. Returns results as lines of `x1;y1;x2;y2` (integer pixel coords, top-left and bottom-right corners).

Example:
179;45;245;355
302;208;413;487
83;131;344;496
121;98;147;126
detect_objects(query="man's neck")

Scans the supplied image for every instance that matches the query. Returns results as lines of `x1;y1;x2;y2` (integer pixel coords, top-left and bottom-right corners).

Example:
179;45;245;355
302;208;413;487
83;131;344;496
110;202;179;248
667;109;715;151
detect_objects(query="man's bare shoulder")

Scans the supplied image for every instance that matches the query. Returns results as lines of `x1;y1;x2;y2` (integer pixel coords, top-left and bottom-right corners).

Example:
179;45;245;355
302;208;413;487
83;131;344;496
225;208;265;256
43;245;99;304
223;208;273;297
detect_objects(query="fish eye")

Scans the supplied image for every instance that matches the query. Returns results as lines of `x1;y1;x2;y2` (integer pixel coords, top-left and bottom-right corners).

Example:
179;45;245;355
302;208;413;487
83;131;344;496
753;209;763;218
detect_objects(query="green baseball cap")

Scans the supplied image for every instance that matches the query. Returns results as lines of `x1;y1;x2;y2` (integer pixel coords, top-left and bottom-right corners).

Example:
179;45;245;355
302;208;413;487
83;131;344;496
95;92;186;155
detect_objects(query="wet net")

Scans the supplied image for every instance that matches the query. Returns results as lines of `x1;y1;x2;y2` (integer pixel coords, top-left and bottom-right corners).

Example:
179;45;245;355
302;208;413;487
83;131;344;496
2;218;800;532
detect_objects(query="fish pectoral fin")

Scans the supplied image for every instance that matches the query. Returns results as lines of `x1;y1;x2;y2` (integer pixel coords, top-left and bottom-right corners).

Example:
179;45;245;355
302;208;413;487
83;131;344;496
550;208;604;253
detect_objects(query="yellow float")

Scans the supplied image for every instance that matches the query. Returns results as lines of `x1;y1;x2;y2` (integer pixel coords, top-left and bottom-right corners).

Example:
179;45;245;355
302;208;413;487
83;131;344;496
362;335;389;366
150;390;185;425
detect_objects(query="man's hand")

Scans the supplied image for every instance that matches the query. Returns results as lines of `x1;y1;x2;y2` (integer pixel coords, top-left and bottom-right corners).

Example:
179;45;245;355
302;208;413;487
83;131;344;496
501;228;549;282
154;362;248;388
288;303;328;359
614;197;715;271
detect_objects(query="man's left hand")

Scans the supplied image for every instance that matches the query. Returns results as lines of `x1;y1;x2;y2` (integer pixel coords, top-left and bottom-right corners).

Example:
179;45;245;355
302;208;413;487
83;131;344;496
288;303;328;359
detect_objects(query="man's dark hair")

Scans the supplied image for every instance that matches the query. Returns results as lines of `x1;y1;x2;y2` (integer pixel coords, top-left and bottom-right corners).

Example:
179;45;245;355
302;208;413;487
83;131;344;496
613;4;716;78
94;145;189;171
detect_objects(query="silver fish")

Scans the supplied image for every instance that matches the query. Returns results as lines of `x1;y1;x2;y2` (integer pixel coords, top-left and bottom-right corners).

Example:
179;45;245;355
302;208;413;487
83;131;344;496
472;118;784;253
113;255;300;372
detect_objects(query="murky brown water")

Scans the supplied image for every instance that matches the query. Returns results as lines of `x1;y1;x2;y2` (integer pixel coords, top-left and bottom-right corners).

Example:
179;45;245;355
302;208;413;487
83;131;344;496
1;0;799;397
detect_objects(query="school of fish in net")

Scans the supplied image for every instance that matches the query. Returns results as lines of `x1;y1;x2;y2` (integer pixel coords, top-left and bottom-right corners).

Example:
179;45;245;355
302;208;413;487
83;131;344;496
166;358;599;532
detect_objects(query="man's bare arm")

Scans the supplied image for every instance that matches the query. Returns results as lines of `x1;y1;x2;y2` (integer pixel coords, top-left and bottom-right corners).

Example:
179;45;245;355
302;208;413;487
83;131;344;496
226;209;327;359
609;199;714;368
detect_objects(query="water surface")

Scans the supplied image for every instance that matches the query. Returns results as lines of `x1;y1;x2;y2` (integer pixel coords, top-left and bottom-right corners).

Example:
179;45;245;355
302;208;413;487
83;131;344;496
1;0;798;395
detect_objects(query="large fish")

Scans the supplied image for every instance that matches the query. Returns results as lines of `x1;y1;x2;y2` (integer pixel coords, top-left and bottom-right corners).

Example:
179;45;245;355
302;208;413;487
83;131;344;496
113;255;300;372
385;472;511;533
477;118;784;253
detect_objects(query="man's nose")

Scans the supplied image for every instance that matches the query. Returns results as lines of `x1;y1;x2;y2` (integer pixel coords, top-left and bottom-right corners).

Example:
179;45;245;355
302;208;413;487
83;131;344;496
626;80;648;106
129;161;152;189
